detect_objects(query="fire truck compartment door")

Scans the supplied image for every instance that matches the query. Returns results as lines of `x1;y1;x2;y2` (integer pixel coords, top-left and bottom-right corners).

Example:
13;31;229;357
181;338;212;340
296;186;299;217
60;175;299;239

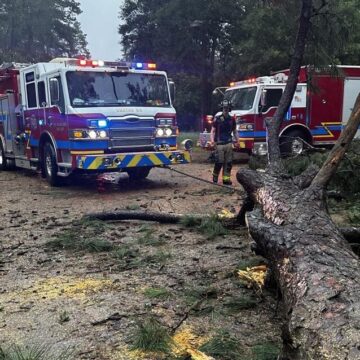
342;78;360;138
0;95;16;153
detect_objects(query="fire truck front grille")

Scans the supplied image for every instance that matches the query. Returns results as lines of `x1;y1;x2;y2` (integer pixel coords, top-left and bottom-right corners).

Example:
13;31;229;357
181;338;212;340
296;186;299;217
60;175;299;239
110;137;154;148
108;117;156;149
109;129;154;138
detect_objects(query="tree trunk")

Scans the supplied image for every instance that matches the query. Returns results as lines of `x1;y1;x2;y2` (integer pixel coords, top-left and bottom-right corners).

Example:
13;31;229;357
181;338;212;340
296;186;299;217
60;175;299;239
237;169;360;359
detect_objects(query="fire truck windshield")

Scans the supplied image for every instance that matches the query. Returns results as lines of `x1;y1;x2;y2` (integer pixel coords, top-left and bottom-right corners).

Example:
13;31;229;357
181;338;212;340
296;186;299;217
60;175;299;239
224;86;257;111
66;71;170;108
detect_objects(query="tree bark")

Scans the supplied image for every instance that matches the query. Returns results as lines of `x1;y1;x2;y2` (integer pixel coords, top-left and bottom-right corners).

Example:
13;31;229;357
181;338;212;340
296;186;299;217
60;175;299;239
237;169;360;359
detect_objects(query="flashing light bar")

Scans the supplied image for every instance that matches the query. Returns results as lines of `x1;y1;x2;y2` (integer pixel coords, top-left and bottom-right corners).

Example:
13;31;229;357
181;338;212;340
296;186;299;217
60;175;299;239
59;58;157;70
132;62;157;70
229;74;288;87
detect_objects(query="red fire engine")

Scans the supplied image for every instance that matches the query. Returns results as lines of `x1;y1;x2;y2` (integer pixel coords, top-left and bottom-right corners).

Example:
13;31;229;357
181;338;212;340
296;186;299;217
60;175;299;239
0;58;190;185
200;66;360;155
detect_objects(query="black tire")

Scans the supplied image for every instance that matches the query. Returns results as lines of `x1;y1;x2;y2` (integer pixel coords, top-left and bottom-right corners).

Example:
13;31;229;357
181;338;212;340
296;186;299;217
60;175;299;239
280;129;307;157
0;140;7;171
43;142;62;186
126;167;151;181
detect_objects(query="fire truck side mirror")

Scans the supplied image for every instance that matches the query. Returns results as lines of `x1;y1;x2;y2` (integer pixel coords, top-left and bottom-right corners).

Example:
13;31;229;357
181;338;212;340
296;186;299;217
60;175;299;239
49;78;60;103
260;89;267;108
169;80;175;103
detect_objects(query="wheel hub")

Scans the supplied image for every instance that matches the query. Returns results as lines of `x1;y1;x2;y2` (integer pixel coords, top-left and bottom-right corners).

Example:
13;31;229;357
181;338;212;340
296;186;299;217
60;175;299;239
291;138;304;155
45;153;52;176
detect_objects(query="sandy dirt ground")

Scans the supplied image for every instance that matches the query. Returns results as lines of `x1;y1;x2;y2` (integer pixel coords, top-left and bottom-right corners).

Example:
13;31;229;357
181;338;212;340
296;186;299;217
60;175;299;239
0;152;283;359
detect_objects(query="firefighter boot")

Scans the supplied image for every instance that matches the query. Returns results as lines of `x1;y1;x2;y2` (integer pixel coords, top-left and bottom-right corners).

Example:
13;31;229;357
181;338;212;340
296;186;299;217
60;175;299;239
223;162;232;185
222;176;232;186
212;163;222;183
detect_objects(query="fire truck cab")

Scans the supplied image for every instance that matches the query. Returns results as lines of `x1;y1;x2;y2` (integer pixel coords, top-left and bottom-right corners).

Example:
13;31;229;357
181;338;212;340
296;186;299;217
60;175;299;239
0;58;190;185
200;66;360;155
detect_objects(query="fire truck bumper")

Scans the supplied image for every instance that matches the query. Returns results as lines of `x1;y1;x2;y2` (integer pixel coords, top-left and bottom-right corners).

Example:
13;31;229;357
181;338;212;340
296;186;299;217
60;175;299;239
75;150;191;171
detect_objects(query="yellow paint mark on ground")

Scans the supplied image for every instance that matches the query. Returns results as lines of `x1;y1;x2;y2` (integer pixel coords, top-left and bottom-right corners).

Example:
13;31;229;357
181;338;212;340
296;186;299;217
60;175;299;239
2;277;114;303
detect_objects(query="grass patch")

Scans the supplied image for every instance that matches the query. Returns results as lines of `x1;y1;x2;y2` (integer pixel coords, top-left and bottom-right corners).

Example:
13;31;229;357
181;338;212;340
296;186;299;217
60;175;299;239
199;331;245;360
59;311;70;324
179;215;202;227
181;214;227;240
112;245;140;270
137;227;165;246
0;344;72;360
222;295;258;314
46;234;114;253
347;203;360;224
143;287;171;300
251;342;280;360
130;317;172;353
143;250;171;266
198;215;228;240
46;219;114;253
183;286;218;306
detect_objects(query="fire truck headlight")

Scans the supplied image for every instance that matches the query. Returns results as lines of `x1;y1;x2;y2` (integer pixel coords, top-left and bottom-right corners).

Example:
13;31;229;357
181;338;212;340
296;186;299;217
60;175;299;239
97;120;107;128
156;128;165;137
73;130;83;138
99;130;107;138
88;130;97;139
165;128;173;136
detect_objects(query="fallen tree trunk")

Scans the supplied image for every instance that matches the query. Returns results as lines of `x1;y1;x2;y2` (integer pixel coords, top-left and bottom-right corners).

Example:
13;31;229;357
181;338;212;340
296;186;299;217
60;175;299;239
237;169;360;359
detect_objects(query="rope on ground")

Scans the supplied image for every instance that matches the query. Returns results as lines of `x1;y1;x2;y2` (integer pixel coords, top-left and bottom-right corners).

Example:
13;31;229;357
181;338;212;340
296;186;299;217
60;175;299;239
163;165;242;193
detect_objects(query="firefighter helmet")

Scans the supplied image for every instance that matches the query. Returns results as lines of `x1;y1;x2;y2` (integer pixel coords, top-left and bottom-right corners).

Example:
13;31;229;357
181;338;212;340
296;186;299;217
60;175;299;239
220;100;232;111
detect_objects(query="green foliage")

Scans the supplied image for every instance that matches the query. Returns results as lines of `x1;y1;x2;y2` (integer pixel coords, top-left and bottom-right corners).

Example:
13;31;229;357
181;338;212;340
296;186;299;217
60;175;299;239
251;342;280;360
198;215;228;240
137;227;165;246
0;0;88;63
222;295;258;314
130;317;172;353
143;287;172;299
59;311;70;324
0;344;72;360
46;219;114;253
199;330;245;360
112;245;141;270
179;215;202;227
249;140;360;197
181;214;227;239
347;203;360;225
183;286;218;306
143;250;171;266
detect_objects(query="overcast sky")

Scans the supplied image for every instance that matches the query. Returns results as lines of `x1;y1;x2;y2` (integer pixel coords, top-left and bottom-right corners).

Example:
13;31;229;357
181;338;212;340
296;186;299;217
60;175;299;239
78;0;123;60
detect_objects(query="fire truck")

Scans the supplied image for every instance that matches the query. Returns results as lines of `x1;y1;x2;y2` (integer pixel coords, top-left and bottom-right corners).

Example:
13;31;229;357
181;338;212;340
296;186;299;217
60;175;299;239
199;66;360;155
0;58;190;185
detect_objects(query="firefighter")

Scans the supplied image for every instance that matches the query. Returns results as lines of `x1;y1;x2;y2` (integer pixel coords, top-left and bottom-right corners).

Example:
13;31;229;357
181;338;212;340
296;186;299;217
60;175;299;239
210;100;239;185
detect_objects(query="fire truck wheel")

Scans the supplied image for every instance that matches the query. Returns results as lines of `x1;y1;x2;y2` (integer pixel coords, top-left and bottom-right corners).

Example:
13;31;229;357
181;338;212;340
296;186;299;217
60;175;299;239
280;129;306;157
0;140;7;171
43;142;61;186
126;167;151;181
